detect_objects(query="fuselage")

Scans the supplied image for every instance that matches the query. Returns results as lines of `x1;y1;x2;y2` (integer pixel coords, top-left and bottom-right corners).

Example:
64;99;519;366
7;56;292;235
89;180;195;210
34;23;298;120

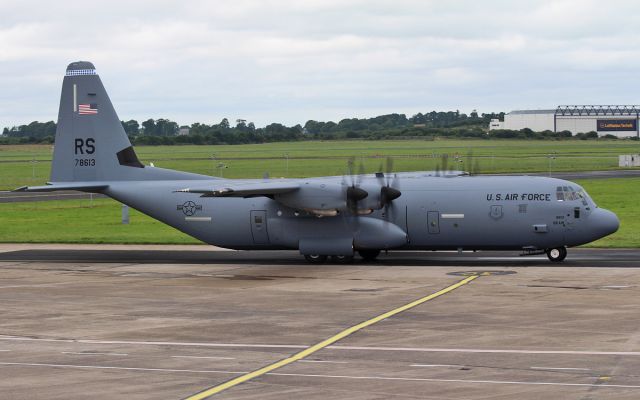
20;61;621;263
105;174;619;253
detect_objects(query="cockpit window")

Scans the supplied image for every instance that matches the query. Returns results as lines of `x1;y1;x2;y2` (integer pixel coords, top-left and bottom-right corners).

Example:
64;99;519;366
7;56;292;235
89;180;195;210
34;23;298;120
556;186;585;202
578;189;593;207
556;185;595;207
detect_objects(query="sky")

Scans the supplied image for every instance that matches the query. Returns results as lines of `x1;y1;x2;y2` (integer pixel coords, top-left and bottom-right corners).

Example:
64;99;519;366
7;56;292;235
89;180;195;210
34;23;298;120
1;0;639;128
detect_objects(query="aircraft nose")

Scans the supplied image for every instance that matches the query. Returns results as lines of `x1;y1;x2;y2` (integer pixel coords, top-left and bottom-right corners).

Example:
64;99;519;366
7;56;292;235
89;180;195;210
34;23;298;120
591;208;620;238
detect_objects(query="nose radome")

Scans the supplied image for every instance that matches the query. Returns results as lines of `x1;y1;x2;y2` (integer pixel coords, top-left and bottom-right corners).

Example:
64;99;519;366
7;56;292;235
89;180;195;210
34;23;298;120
593;208;620;237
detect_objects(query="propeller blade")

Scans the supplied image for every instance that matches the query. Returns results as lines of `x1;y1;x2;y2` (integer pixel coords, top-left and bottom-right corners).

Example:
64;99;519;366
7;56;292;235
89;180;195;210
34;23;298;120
347;186;368;213
347;156;355;181
356;161;365;186
379;156;401;213
474;159;481;175
385;157;393;185
385;157;394;174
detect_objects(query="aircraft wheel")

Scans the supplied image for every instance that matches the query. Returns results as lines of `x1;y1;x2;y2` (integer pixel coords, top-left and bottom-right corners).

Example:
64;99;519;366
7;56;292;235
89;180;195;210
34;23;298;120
358;249;381;262
304;254;328;264
330;255;354;264
546;247;567;262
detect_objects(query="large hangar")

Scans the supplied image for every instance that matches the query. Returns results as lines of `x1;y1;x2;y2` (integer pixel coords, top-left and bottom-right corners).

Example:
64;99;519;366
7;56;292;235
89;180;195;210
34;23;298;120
489;105;640;138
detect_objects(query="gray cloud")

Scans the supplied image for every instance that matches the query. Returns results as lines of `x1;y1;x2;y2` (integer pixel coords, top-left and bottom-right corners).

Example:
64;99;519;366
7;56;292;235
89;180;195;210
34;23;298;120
1;0;639;128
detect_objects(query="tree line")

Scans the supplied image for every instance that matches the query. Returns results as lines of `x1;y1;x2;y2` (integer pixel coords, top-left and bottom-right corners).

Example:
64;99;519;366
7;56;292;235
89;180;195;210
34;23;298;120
1;111;630;145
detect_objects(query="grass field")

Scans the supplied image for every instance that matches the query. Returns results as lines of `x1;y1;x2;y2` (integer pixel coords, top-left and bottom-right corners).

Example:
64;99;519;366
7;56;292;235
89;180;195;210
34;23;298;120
1;139;639;189
0;177;636;248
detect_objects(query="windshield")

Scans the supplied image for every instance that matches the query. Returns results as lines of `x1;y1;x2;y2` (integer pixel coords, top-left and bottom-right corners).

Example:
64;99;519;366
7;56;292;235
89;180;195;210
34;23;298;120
556;185;596;207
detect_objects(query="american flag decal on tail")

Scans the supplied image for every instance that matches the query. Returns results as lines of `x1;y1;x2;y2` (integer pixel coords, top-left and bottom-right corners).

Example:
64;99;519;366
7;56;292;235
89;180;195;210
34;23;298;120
78;103;98;115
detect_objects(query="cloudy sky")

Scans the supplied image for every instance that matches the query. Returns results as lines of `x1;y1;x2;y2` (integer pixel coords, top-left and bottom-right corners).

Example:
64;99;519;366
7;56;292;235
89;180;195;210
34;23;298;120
1;0;639;128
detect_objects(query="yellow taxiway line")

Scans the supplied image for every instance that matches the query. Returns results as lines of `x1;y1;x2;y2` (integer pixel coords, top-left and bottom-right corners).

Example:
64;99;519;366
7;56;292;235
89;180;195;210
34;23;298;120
184;274;479;399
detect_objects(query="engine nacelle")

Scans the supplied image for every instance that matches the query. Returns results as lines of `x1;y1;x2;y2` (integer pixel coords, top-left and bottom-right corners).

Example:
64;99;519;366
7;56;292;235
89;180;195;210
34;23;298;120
274;182;347;213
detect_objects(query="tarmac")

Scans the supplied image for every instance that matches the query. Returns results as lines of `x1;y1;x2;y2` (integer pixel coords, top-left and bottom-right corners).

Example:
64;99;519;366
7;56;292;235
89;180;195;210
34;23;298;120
0;245;639;399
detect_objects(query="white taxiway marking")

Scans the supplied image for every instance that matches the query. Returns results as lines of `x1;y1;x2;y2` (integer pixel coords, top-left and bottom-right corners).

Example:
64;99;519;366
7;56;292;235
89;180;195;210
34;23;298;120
269;372;640;389
531;367;591;371
1;362;639;389
0;362;241;375
62;352;128;356
411;364;464;368
600;286;631;289
3;336;640;357
0;336;307;349
0;282;79;289
298;360;349;364
171;356;235;360
332;346;640;357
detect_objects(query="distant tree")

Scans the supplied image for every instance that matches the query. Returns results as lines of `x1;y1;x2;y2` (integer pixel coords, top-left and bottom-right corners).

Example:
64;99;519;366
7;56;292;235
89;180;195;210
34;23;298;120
304;120;323;135
155;119;178;136
121;120;140;136
557;130;572;138
141;119;156;135
235;119;247;131
219;118;230;130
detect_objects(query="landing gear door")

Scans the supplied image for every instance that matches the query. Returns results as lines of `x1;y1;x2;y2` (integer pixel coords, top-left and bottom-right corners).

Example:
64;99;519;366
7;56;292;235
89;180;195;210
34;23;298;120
250;210;269;244
427;211;440;234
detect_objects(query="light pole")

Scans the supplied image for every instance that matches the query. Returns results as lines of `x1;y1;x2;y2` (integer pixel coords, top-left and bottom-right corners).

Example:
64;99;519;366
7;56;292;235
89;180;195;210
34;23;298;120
284;153;289;177
31;157;37;180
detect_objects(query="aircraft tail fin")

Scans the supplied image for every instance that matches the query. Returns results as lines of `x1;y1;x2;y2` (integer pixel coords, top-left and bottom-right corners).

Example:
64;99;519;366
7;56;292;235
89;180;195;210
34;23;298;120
49;61;147;182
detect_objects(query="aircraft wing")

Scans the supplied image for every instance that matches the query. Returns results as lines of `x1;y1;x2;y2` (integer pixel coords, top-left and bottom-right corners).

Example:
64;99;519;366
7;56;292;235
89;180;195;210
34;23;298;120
14;183;109;192
176;181;300;197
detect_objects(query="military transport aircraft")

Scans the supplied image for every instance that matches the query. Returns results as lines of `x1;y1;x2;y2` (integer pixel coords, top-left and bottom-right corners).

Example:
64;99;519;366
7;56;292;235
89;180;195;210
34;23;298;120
16;62;620;263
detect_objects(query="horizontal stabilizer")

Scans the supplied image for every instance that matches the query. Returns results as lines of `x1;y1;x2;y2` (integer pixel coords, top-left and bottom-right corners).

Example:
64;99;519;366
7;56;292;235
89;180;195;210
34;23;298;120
14;183;108;193
176;181;299;197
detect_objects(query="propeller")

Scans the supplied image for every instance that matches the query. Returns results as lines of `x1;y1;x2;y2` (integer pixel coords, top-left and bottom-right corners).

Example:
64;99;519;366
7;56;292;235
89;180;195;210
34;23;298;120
380;157;401;205
344;157;368;214
376;157;401;219
466;149;481;175
434;153;446;176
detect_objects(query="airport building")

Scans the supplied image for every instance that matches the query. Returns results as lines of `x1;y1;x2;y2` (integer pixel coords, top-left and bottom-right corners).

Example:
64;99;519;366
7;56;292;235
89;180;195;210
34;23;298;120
489;105;640;138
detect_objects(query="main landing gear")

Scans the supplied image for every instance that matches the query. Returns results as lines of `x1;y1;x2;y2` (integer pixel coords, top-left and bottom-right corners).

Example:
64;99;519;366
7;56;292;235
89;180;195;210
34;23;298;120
303;250;381;264
303;254;328;264
546;246;567;262
358;249;381;262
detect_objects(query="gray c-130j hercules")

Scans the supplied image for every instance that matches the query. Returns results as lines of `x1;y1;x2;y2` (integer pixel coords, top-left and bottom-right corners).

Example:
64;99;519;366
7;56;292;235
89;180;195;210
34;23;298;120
16;62;620;263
